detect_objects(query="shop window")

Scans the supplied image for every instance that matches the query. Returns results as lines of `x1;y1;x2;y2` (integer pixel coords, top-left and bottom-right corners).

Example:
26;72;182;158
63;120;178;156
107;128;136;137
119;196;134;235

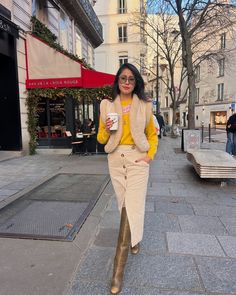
118;0;127;14
36;98;66;139
118;24;127;43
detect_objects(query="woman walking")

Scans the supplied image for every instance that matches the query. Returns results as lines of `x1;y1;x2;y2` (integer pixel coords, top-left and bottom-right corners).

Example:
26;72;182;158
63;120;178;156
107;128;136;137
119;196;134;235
97;63;158;294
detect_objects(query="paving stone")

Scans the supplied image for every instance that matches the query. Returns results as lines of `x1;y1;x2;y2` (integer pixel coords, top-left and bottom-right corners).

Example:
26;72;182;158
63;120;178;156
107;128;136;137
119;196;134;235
125;254;202;291
144;213;180;232
145;201;155;212
99;211;120;228
142;289;206;295
196;256;236;294
217;235;236;258
142;231;167;254
148;186;171;196
68;280;109;295
220;217;236;235
156;201;194;215
68;280;142;295
178;215;228;235
93;228;118;248
167;232;225;257
0;189;19;197
106;198;117;211
192;204;236;217
76;248;114;281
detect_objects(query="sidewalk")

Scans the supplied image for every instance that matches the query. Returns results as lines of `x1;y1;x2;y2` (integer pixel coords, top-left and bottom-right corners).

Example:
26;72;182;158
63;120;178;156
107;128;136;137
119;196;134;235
0;136;235;295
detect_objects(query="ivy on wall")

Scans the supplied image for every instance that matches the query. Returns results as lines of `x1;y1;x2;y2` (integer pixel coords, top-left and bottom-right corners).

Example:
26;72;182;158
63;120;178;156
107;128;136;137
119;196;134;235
26;86;112;155
31;17;92;69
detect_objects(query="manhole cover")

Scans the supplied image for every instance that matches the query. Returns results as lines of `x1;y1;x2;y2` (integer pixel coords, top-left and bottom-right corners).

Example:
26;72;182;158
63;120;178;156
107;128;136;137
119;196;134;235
0;174;109;241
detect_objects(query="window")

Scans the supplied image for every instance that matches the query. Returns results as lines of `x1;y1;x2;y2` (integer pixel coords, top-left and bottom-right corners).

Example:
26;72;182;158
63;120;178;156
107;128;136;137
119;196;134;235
118;0;127;13
59;10;70;50
118;24;127;42
140;21;145;43
75;30;82;58
195;88;200;103
218;58;225;76
119;54;128;67
87;43;93;66
140;53;145;74
220;33;226;49
195;65;200;82
32;0;48;24
140;0;145;14
217;83;224;101
165;96;168;107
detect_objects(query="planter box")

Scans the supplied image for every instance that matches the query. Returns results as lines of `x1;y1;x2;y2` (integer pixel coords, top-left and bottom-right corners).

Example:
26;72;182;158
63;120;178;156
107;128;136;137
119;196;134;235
182;129;201;152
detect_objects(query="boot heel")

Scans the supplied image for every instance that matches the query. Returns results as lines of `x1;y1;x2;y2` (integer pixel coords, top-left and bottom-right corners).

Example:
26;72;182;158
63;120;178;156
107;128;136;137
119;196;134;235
131;243;140;255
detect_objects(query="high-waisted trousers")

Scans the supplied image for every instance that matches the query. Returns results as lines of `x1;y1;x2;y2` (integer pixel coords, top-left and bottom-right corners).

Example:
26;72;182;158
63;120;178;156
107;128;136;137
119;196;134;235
108;145;150;247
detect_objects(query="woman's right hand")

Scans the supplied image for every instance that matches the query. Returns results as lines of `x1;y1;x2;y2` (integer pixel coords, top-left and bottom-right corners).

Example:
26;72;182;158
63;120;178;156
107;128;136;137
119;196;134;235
106;117;113;132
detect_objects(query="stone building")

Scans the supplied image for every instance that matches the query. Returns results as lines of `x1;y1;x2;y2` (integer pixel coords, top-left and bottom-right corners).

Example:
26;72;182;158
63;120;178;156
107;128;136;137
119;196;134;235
93;0;147;75
0;0;113;152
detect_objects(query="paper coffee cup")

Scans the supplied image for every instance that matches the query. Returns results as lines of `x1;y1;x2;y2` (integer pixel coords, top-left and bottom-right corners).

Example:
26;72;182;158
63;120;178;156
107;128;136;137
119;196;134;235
107;113;119;131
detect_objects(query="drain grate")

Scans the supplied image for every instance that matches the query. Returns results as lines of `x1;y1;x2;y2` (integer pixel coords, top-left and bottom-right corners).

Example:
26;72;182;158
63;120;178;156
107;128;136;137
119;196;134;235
0;174;109;241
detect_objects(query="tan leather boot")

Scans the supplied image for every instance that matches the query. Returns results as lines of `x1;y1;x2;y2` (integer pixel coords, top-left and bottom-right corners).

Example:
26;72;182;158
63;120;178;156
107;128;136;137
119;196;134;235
110;207;131;294
131;243;140;255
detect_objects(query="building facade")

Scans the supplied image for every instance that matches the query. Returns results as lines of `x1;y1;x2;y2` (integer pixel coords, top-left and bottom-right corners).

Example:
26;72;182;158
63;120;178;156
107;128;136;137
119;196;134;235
0;0;110;152
187;31;236;129
93;0;147;75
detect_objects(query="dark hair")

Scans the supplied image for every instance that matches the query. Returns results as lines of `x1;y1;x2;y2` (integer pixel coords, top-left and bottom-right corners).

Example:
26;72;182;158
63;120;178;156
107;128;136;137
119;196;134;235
111;63;147;101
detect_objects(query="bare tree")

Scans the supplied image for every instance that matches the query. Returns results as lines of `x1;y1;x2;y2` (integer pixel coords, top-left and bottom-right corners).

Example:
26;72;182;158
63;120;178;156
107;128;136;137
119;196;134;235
165;0;236;128
130;0;188;134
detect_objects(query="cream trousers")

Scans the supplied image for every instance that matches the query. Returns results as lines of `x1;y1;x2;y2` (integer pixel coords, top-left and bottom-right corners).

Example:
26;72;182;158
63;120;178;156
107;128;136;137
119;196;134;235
108;145;149;247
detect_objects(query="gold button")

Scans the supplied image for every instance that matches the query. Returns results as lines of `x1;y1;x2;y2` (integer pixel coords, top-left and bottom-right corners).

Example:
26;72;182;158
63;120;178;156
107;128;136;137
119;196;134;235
121;154;124;157
123;165;126;169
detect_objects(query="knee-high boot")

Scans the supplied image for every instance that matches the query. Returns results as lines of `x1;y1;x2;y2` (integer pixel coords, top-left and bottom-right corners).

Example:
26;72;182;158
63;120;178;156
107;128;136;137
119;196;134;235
110;207;131;294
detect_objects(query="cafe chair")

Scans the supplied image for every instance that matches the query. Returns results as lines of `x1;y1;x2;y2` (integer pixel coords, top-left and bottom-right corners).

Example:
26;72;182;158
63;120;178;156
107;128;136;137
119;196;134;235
65;131;83;155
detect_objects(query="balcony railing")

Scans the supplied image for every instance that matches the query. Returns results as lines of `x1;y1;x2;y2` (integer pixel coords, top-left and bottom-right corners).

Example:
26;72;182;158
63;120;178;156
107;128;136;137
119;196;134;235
59;0;103;47
79;0;102;37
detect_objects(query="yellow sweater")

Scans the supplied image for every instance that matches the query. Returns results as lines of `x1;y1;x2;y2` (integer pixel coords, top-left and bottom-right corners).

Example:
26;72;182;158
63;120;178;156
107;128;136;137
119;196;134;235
97;99;158;159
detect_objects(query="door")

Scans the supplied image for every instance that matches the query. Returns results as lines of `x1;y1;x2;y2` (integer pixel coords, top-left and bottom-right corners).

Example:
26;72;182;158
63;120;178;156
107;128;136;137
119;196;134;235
0;38;22;150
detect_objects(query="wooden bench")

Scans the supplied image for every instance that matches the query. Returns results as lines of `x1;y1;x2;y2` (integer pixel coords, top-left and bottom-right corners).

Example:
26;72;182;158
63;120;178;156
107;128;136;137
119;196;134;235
186;149;236;179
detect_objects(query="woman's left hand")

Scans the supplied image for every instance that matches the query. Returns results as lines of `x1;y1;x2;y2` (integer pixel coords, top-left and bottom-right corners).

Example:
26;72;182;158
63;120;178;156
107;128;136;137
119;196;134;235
135;155;152;164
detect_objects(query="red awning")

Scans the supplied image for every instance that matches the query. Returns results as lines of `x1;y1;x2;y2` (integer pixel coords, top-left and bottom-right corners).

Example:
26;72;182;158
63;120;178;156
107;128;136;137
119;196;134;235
25;34;115;89
82;68;115;88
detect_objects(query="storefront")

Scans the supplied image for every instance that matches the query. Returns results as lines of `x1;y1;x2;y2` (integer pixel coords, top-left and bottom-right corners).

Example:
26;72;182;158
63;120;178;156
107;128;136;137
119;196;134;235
210;111;227;128
0;5;22;150
26;34;114;150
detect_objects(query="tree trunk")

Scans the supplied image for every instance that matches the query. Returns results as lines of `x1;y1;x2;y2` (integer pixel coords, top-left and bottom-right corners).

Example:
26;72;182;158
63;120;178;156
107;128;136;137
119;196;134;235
186;42;195;129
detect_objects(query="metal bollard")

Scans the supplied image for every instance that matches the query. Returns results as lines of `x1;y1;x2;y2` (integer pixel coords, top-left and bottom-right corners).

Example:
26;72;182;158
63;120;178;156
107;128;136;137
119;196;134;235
201;122;204;143
208;123;211;142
